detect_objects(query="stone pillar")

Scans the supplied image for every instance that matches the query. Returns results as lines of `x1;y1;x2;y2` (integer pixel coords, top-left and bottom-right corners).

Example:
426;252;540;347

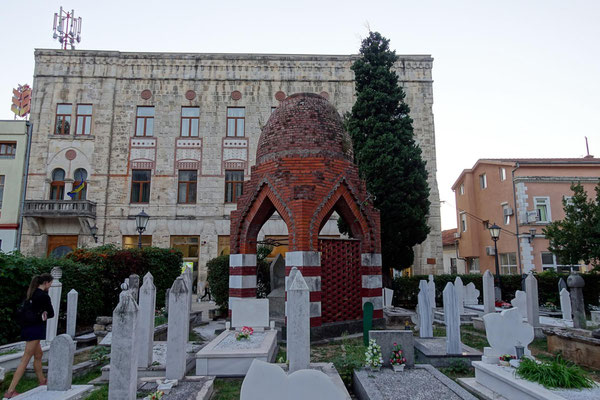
47;334;75;391
285;251;322;327
182;267;193;340
46;267;63;342
108;292;139;400
66;289;78;338
483;270;495;315
417;280;433;338
287;267;310;373
166;276;189;380
229;253;257;317
361;253;383;320
137;272;156;369
454;276;464;315
129;274;140;303
443;282;462;355
427;275;436;309
559;288;572;322
525;273;540;329
567;273;586;329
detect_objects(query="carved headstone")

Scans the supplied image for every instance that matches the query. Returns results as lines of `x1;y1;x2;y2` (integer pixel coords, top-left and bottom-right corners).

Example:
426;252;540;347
417;280;433;338
46;267;63;342
166;276;189;380
443;282;462;355
287;268;310;373
137;272;156;368
48;334;75;391
454;277;465;314
567;273;586;329
510;290;528;320
66;289;78;338
558;278;568;294
525;273;540;328
464;282;480;305
428;275;436;308
483;270;495;315
129;274;140;303
483;308;533;360
559;288;572;322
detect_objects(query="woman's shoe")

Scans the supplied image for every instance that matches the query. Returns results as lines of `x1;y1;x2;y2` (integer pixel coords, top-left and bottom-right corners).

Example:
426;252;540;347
3;390;20;399
39;378;47;385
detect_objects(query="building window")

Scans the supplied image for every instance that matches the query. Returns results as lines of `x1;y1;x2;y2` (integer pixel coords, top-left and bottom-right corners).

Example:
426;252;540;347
135;106;155;137
450;258;457;274
563;196;574;206
479;173;487;189
541;252;556;270
499;167;506;181
217;235;230;256
468;258;480;273
460;213;467;232
123;235;152;249
0;142;16;158
226;107;245;137
0;175;4;209
178;170;197;204
502;203;511;225
171;236;199;273
500;253;518;274
75;104;92;135
225;170;243;203
534;197;551;223
55;104;72;135
70;168;87;200
459;183;464;195
131;169;151;203
50;168;65;200
181;107;199;137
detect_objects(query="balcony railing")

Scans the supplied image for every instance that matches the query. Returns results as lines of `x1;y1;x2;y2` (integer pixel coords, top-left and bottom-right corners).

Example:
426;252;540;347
23;200;97;218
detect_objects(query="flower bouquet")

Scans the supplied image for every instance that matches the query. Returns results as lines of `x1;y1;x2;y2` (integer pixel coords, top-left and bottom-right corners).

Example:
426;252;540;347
390;342;407;372
365;339;383;371
499;354;515;366
144;390;164;400
236;326;254;341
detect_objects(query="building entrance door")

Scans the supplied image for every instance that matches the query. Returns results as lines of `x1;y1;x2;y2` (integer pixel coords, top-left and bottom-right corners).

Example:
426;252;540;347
47;235;78;257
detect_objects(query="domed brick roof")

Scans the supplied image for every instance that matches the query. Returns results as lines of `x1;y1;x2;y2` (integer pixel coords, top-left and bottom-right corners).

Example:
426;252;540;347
256;93;353;164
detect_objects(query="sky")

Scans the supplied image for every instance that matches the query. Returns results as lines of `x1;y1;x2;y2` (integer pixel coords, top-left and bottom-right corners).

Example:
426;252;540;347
1;0;598;231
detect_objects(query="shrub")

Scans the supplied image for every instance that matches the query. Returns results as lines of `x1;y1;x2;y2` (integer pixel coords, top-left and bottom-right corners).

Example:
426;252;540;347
516;355;595;389
207;255;229;312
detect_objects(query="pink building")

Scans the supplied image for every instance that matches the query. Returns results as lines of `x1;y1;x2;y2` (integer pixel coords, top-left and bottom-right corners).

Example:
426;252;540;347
452;157;600;275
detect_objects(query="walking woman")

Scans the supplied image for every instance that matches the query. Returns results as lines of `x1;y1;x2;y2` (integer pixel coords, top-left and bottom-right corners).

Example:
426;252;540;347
4;273;54;399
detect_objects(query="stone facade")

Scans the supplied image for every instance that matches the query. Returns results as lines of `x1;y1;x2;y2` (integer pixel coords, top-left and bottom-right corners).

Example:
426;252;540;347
21;49;442;278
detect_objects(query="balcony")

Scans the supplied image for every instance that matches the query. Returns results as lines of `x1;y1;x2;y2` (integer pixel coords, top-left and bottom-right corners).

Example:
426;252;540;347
23;200;97;219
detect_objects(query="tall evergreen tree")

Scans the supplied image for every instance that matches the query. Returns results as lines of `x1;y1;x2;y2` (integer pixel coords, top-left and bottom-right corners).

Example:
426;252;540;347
345;31;430;272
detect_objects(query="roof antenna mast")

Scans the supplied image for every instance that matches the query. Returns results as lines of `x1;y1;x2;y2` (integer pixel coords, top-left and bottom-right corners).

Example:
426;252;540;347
52;6;82;50
584;136;594;158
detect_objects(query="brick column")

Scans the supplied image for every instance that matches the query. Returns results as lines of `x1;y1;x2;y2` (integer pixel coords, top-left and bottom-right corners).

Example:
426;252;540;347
361;253;383;319
229;254;257;315
285;251;322;327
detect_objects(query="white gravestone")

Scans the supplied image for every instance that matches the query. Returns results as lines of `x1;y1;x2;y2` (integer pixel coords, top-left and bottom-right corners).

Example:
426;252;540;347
166;276;189;380
129;274;140;303
510;290;528;320
66;289;78;338
48;334;75;391
417;280;433;338
428;275;436;308
443;282;462;355
383;288;394;308
525;273;540;328
464;282;480;305
231;299;270;329
137;272;156;369
46;267;63;342
108;292;139;400
483;270;495;315
482;308;533;363
287;268;310;373
454;277;465;314
560;288;572;322
240;360;346;400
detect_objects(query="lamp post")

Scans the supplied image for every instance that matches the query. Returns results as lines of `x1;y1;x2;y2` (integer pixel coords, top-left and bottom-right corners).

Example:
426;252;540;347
489;222;502;299
135;210;149;249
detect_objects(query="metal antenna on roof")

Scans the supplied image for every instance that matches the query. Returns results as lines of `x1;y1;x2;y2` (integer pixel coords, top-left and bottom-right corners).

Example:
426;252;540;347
52;7;82;50
584;137;594;158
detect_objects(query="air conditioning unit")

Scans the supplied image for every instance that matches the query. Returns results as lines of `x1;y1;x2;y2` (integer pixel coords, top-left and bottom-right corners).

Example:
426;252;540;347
526;210;539;223
454;232;461;239
485;246;496;256
503;207;514;216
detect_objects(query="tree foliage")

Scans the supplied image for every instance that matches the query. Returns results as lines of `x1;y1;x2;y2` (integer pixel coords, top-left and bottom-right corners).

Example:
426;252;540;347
346;31;430;271
544;182;600;269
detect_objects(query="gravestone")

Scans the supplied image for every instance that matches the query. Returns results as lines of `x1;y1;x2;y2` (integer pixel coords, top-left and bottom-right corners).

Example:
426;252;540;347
231;298;270;328
417;280;433;338
482;270;495;315
510;290;527;320
46;267;63;342
108;291;139;400
363;302;374;346
482;307;533;361
137;272;156;368
383;288;394;308
525;273;540;328
129;274;140;302
558;278;568;293
165;289;170;314
287;268;310;373
369;330;414;367
559;288;572;322
66;289;78;338
454;277;465;314
443;282;462;355
267;254;286;318
567;273;586;329
463;282;480;305
428;275;436;308
48;334;75;391
269;254;286;291
166;276;189;380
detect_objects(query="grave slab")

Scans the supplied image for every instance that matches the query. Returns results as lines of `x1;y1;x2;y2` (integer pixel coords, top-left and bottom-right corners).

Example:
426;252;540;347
11;385;94;400
414;337;482;367
369;330;414;367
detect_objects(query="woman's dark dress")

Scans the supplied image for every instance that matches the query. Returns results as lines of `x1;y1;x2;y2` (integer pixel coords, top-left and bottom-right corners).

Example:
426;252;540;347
21;288;54;341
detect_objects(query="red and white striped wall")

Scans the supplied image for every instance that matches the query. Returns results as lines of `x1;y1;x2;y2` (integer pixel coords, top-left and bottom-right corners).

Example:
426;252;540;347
229;254;257;316
285;251;322;327
361;253;383;319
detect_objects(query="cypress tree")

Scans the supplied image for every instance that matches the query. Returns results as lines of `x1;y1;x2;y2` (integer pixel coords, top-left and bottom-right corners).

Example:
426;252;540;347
345;31;431;272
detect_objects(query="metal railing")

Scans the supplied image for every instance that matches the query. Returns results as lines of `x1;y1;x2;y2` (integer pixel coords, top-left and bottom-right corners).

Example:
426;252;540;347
23;200;96;218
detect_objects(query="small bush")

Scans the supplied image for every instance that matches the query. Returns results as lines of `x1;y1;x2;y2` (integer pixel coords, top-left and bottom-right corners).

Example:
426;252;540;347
516;356;595;389
207;255;230;312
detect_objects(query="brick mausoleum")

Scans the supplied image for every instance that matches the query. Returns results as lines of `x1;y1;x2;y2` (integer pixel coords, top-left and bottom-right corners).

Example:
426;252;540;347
229;93;384;337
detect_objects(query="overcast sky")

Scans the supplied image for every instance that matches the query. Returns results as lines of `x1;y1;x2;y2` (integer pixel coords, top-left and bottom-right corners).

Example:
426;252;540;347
1;0;598;231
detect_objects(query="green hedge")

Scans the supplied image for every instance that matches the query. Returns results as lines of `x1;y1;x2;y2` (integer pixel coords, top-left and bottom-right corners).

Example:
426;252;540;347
391;271;600;309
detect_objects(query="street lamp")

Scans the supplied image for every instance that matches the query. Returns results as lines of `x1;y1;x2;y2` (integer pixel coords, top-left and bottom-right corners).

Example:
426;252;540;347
135;210;150;249
489;222;502;298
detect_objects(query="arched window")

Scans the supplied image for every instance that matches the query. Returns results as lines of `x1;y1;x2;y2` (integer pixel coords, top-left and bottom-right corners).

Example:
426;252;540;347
71;168;88;200
50;168;65;200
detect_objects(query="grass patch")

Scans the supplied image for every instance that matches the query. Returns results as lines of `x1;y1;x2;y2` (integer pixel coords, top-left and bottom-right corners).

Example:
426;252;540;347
212;378;242;400
276;347;287;363
0;371;39;396
433;325;446;337
189;330;205;343
83;384;108;400
461;331;489;350
311;336;365;388
439;359;474;380
516;356;596;389
530;338;548;353
154;315;167;326
73;365;104;385
0;348;20;357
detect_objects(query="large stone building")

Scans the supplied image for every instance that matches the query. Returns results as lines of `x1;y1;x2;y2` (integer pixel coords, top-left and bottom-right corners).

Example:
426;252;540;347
21;49;442;282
